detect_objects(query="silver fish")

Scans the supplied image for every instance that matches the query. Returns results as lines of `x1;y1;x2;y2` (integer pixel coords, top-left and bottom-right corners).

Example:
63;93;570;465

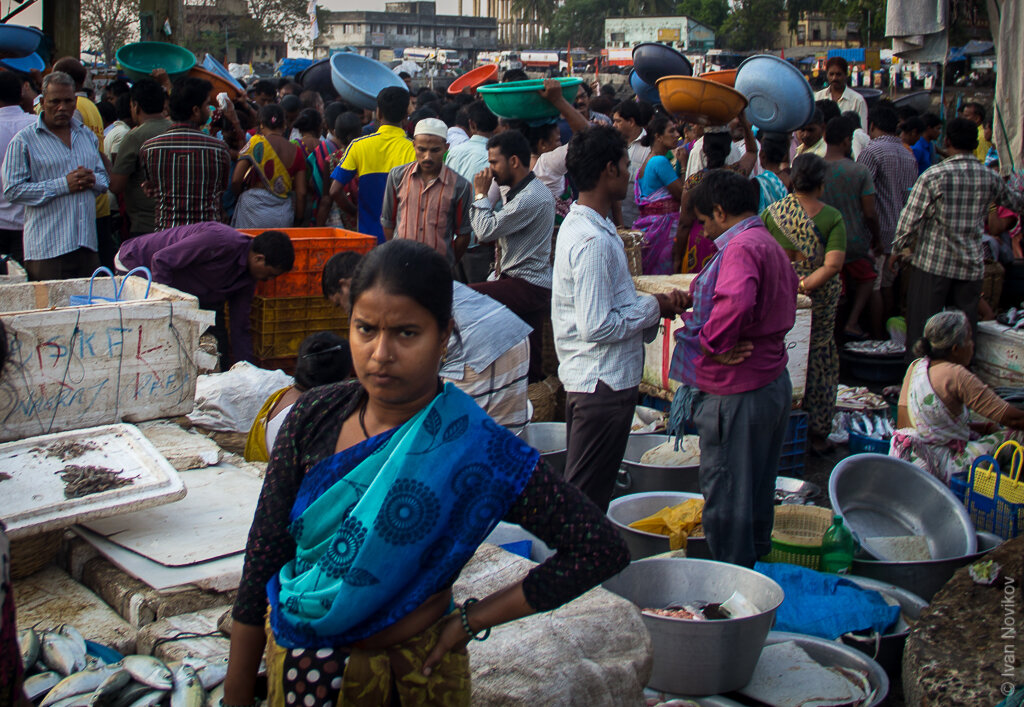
47;692;98;707
23;671;61;701
122;655;173;691
89;669;132;705
112;682;156;707
41;666;119;707
190;655;228;691
126;691;167;707
41;633;82;676
205;685;224;707
18;628;40;670
56;626;88;672
170;664;205;707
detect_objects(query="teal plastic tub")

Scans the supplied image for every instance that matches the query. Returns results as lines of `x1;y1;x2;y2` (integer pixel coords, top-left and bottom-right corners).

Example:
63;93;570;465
117;42;196;82
477;77;583;121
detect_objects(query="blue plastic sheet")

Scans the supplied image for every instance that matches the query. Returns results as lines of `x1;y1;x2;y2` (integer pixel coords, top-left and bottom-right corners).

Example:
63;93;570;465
754;562;901;640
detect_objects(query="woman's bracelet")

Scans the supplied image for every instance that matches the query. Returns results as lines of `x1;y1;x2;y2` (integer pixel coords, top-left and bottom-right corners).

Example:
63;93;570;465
459;598;491;641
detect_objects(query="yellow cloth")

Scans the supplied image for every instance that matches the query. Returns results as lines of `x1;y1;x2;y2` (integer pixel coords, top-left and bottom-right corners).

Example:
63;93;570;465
975;123;992;163
75;97;111;218
243;387;290;462
264;611;470;707
629;499;704;550
239;134;293;198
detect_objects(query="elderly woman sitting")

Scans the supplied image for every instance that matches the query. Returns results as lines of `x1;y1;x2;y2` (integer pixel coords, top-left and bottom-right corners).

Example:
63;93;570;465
891;310;1024;484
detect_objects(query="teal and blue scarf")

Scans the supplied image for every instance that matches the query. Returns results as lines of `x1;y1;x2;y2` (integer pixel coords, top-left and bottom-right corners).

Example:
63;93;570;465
268;383;539;648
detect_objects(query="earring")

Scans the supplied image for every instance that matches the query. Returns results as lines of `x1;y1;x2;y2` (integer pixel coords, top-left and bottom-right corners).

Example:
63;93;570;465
441;346;448;364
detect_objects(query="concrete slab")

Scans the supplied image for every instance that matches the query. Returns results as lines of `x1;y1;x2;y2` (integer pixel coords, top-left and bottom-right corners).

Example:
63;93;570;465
13;566;137;654
137;421;222;471
135;605;232;662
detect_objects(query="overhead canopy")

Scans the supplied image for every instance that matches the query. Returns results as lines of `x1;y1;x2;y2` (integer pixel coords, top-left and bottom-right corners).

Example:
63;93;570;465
948;40;995;62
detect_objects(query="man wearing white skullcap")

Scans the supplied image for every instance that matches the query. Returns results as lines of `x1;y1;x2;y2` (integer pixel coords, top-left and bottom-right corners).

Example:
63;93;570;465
380;117;474;265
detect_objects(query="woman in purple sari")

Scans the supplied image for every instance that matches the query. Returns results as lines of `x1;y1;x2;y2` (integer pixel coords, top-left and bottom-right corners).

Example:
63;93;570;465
634;115;684;274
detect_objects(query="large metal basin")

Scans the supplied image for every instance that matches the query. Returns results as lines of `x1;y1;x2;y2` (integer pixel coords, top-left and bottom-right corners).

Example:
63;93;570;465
830;453;977;560
851;531;1004;601
518;422;566;475
618;434;701;495
607;491;711;560
840;575;928;681
757;631;889;707
603;558;784;696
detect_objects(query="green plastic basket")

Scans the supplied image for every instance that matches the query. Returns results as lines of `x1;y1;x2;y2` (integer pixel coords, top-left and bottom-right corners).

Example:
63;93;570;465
762;504;833;570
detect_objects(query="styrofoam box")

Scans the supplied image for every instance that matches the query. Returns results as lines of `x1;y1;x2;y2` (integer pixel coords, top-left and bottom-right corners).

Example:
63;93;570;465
0;277;216;442
973;320;1024;389
0;259;27;284
633;274;812;403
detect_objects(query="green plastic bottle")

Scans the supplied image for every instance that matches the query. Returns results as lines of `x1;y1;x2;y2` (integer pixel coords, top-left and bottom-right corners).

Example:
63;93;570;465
820;515;855;574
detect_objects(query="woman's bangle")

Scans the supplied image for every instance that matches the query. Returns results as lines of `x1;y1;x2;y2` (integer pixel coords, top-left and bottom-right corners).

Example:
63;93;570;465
459;598;490;641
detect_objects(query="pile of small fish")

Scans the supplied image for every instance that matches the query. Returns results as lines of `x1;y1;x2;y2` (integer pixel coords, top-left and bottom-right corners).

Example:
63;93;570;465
31;441;101;462
847;413;895;441
844;339;905;356
18;626;226;707
58;465;135;499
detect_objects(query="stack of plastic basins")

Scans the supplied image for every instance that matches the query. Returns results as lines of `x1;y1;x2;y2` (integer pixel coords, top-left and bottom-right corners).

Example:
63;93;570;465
239;228;376;373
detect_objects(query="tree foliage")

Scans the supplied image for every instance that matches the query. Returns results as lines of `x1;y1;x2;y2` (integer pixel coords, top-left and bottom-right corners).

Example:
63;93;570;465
548;0;625;48
675;0;729;33
81;0;139;65
718;0;784;51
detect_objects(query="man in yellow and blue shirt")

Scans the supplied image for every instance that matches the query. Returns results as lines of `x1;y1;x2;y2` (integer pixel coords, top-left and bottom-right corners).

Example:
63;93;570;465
329;87;413;242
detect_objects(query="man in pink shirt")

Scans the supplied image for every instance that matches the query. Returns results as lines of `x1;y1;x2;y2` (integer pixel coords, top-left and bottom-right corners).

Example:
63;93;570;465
669;169;799;567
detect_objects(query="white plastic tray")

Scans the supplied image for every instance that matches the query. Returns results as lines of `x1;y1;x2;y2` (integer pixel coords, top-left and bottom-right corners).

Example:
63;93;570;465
0;423;186;539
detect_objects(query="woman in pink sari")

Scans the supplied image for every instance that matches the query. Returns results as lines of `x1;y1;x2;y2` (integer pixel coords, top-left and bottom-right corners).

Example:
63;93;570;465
634;115;684;274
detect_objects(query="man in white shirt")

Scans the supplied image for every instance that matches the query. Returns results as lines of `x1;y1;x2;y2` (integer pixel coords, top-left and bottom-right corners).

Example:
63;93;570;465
611;101;649;228
554;125;688;510
685;117;760;178
814;56;869;132
0;72;36;263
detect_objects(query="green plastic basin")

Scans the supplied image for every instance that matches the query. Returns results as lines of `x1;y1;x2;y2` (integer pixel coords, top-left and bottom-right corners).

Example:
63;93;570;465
117;42;197;82
477;77;583;121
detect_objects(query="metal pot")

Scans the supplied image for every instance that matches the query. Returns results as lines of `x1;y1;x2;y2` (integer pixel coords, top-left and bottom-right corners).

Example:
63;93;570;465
850;531;1004;601
758;631;889;707
616;434;701;496
603;557;784;696
517;422;566;475
607;492;711;560
841;575;928;681
830;453;977;560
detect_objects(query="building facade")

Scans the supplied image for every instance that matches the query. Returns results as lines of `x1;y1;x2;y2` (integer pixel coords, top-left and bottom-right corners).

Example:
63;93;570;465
778;11;861;49
604;16;715;52
314;2;498;61
182;0;287;64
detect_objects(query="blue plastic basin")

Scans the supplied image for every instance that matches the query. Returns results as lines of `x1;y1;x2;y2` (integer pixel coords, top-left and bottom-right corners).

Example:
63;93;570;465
734;54;814;132
330;52;407;111
0;52;44;73
632;42;692;85
629;70;661;105
0;25;43;58
202;54;245;93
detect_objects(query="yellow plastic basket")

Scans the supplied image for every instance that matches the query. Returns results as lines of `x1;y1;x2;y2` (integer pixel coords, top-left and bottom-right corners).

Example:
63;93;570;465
974;441;1024;504
763;505;835;570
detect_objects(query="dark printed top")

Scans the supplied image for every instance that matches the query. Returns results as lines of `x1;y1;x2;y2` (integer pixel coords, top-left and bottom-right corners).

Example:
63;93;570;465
232;380;630;627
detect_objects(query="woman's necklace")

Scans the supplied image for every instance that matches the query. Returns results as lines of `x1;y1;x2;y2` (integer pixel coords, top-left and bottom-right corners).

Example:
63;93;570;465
358;397;370;439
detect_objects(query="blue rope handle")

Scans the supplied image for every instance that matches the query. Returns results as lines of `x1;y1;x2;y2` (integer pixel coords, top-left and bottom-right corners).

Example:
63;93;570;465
116;266;153;301
85;266;117;304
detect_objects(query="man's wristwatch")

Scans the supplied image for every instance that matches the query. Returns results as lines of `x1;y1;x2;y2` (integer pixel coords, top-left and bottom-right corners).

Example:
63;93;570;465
474;192;487;201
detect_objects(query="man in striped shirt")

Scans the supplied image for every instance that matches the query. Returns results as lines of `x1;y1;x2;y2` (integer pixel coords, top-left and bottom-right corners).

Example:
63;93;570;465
140;77;230;230
2;71;108;280
381;118;472;266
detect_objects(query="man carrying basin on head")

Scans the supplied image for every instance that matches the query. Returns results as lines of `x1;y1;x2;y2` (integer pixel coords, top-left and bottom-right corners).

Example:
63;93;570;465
328;87;414;243
115;222;294;366
667;170;798;568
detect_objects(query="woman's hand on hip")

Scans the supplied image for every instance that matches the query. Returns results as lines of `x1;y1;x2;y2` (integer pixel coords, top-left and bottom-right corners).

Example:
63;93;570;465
422;614;470;676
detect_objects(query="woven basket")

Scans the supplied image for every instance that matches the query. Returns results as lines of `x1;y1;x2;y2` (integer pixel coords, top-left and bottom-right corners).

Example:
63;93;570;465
617;229;645;277
763;505;834;570
10;530;62;579
528;375;561;422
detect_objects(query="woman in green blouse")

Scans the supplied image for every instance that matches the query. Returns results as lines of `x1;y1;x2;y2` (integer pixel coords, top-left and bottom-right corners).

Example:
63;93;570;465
763;153;846;454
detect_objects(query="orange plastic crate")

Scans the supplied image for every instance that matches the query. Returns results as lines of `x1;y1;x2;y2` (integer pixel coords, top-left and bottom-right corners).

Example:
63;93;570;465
240;227;377;298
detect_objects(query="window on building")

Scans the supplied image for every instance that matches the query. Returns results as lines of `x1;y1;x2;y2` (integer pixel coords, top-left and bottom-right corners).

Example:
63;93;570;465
812;27;820;40
610;32;625;42
797;27;805;43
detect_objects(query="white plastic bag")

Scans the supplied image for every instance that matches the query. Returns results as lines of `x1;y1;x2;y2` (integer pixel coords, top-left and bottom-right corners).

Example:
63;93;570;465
187;362;293;432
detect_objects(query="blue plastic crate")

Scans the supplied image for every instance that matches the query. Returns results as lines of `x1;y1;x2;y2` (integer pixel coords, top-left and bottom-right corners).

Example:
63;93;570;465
848;430;890;455
777;410;809;477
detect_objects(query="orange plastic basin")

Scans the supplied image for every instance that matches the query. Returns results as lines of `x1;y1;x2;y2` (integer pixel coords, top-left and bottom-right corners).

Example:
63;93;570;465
656;76;748;126
447;64;498;95
188;66;243;101
700;69;738;87
239;227;377;298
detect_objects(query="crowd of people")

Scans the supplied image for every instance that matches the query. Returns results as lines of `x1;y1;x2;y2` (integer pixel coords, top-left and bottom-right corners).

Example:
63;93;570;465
1;50;1023;704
